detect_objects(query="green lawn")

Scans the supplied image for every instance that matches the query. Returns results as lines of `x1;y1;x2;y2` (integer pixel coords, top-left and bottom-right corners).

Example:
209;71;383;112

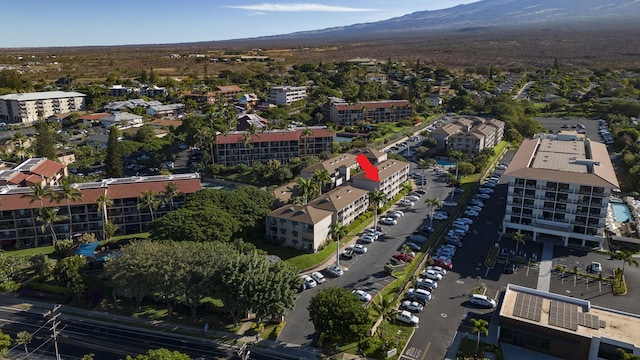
2;246;54;258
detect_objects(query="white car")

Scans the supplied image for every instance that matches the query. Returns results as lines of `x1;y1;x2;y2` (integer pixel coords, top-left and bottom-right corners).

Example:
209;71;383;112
478;187;494;194
352;289;372;302
457;217;473;225
476;193;491;200
452;223;469;231
469;199;484;206
426;265;447;276
364;228;382;237
467;205;483;213
380;217;398;225
400;199;415;207
358;234;375;244
496;164;508;170
400;300;424;313
393;210;405;217
470;294;497;308
351;244;368;254
415;277;438;291
433;212;448;220
311;271;326;284
465;209;480;218
483;181;497;188
422;269;443;281
405;195;420;202
396;310;420;326
406;288;432;302
325;265;344;277
301;275;317;289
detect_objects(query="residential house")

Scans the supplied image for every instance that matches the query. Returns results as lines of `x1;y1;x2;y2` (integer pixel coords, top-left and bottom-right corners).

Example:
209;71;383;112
146;103;184;117
237;93;259;110
215;85;244;100
108;85;133;97
0;157;67;187
79;113;111;126
265;204;333;252
139;85;168;97
502;133;619;248
100;112;144;129
0;91;86;124
352;159;410;200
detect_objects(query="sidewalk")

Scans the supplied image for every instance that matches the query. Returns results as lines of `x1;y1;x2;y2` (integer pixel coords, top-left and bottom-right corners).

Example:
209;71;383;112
0;294;322;360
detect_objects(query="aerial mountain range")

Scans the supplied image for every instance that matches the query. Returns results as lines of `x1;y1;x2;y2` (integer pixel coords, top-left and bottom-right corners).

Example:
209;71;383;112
256;0;640;40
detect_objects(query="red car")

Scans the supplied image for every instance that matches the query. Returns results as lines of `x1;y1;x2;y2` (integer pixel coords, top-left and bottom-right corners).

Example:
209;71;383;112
434;258;453;270
393;253;415;263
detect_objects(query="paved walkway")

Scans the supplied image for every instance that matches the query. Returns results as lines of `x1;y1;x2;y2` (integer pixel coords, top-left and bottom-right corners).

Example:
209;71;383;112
536;242;555;292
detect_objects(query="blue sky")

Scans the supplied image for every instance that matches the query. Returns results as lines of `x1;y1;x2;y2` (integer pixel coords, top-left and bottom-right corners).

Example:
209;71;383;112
2;0;479;48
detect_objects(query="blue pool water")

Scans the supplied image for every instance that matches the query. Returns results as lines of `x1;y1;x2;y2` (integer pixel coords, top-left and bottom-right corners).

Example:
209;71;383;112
612;203;632;223
334;136;353;143
437;159;456;167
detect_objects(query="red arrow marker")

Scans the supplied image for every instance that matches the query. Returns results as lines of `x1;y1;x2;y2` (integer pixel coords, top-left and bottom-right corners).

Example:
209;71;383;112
356;154;379;182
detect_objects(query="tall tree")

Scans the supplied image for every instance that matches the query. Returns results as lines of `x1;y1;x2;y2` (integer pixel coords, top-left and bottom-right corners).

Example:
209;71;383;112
470;318;489;354
36;207;67;247
161;181;181;210
22;183;54;208
312;168;331;196
513;232;526;257
297;177;318;205
371;294;394;340
105;126;123;178
96;194;113;241
369;189;387;231
308;287;370;342
613;249;639;274
330;223;348;267
424;198;442;228
56;178;83;240
15;331;32;357
137;190;159;221
33;120;57;160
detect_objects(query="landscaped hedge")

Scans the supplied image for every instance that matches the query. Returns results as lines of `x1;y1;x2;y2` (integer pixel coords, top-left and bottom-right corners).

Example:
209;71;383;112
613;268;627;295
26;281;70;295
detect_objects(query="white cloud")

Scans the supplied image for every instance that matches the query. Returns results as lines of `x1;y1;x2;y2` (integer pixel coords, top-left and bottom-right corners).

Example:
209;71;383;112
227;3;377;12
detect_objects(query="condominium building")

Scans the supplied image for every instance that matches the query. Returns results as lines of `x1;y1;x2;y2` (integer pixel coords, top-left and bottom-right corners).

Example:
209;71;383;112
300;154;358;189
502;133;619;248
268;86;307;105
308;186;369;226
499;284;640;360
322;97;411;125
0;91;86;124
265;204;333;252
0;173;201;249
432;117;504;154
352;159;410;200
214;127;333;166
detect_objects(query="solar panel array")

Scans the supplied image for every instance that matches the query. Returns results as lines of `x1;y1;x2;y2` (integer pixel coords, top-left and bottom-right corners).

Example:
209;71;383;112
549;300;578;331
577;313;605;330
513;292;543;322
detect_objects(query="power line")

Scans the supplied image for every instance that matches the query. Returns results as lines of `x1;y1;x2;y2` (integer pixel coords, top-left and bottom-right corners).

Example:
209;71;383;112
43;304;62;360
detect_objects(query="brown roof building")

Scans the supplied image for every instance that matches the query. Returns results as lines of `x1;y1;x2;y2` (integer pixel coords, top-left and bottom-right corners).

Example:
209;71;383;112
502;132;619;247
0;158;67;187
266;204;333;252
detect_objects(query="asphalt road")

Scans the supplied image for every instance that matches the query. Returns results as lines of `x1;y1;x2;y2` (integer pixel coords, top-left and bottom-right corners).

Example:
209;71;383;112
0;306;286;360
278;149;455;346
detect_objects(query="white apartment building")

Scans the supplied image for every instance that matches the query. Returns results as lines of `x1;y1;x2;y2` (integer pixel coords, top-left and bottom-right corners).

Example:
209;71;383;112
308;186;370;226
300;154;358;188
266;204;333;252
352;159;410;200
502;133;619;248
268;86;307;105
0;91;86;124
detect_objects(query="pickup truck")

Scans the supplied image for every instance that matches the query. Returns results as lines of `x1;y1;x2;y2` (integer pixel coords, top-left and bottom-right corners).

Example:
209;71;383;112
396;310;419;326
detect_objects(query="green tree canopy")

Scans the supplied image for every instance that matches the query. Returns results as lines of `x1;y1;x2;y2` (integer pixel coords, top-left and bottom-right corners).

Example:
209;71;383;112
33;120;57;160
125;348;191;360
148;207;239;242
308;287;370;342
105;126;123;177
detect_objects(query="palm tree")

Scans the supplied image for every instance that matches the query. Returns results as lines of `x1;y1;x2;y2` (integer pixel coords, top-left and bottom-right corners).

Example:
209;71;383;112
297;177;318;205
22;183;55;208
36;207;67;247
96;194;113;241
161;181;182;210
470;318;489;354
513;232;526;257
418;158;430;183
15;331;32;357
56;179;83;239
312;169;331;196
401;181;413;194
330;223;348;267
12;131;27;148
424;198;442;228
371;294;394;340
613;249;639;274
137;190;159;221
242;123;260;165
369;189;387;231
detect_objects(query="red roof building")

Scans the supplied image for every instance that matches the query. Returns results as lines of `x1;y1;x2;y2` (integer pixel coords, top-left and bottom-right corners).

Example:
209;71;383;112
322;97;411;125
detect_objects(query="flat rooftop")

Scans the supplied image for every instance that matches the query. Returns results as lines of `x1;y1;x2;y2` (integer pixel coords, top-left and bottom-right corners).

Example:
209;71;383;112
500;284;640;346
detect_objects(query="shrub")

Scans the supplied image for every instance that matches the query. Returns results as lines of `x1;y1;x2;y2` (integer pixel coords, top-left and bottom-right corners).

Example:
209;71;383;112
54;239;75;256
613;268;627;295
26;281;70;295
0;280;20;292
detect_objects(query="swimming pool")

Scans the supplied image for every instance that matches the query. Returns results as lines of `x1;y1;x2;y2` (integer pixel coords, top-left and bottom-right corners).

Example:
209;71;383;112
436;159;456;167
611;203;632;223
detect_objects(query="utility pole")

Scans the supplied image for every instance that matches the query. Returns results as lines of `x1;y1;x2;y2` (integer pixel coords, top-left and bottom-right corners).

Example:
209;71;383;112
43;304;62;360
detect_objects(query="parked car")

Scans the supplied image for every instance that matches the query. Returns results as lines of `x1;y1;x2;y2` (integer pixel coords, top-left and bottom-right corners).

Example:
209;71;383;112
454;187;465;194
342;249;355;259
410;233;428;243
456;217;473;225
588;261;602;273
400;199;415;207
400;300;424;313
365;226;383;233
426;265;447;276
311;271;326;284
476;193;491;200
469;294;497;308
396;310;420;326
418;225;433;235
504;263;516;274
434;258;453;270
465;209;480;217
452;223;469;231
435;249;456;258
350;244;368;254
433;212;448;220
478;187;494;194
421;269;443;281
409;192;423;198
406;288;432;302
467;205;483;213
386;211;402;219
301;275;317;289
414;189;427;195
358;234;375;244
393;210;405;217
404;242;421;252
405;195;420;202
380;217;398;225
469;199;484;207
445;238;464;248
352;289;372;302
393;253;415;262
415;278;438;291
364;228;382;237
325;265;344;277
